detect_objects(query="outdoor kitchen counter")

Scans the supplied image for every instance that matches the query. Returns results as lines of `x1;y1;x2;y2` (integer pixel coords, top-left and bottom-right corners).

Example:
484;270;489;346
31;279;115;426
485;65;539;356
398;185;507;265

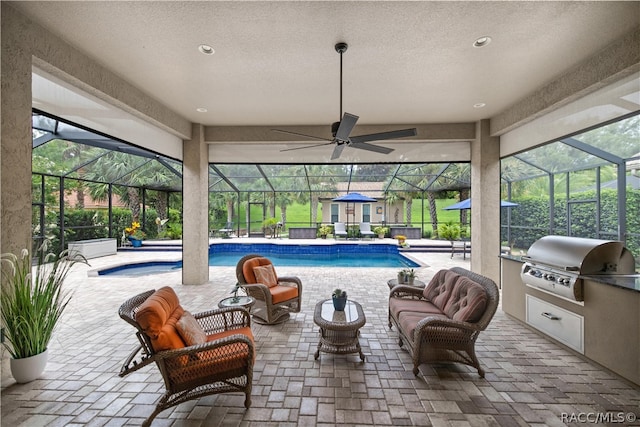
582;274;640;292
500;254;640;293
501;255;640;385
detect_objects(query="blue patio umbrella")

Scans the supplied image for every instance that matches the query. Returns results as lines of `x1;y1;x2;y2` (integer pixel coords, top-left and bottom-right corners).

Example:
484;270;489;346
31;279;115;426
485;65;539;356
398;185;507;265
332;193;377;231
443;198;518;210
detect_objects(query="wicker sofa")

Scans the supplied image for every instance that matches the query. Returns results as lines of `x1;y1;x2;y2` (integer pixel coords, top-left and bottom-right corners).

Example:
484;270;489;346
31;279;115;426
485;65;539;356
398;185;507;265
388;267;499;377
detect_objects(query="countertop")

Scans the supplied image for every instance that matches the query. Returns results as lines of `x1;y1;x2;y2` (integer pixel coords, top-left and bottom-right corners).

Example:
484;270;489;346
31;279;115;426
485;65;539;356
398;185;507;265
500;254;640;293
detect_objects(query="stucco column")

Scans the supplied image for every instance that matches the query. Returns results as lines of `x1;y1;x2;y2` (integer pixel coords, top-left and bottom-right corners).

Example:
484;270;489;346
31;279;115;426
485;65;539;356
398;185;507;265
182;123;209;285
470;119;501;283
1;13;33;256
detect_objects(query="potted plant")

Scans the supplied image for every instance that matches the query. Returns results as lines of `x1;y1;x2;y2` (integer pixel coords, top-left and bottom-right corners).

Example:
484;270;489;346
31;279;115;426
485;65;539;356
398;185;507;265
125;221;146;247
1;241;88;383
397;269;407;284
332;288;347;311
437;221;461;242
394;234;406;245
405;268;417;286
318;225;332;239
373;226;388;239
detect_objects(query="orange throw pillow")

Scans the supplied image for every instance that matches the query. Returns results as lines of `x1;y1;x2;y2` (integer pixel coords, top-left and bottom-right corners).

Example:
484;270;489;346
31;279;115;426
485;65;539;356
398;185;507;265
177;311;207;346
253;264;278;287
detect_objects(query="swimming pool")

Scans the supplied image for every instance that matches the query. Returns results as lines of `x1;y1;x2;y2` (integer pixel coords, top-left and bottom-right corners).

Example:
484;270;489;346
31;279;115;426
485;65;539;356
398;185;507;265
96;242;419;276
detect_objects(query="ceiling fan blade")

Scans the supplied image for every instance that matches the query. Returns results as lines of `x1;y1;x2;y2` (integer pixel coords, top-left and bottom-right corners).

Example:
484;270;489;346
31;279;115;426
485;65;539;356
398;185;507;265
334;112;359;142
331;143;346;160
280;141;334;152
272;129;329;142
350;128;417;144
349;142;395;155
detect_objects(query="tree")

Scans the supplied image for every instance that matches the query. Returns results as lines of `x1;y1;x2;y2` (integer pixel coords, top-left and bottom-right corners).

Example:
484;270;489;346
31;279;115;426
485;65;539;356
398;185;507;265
305;165;338;225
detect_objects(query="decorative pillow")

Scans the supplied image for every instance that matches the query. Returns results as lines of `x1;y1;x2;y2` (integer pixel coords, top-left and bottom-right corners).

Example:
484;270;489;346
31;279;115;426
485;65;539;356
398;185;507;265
242;257;273;283
253;264;278;288
136;286;186;352
176;311;207;346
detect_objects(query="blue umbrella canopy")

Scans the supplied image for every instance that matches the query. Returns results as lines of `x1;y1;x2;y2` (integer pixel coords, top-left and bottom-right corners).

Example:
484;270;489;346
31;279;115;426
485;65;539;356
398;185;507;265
332;192;377;202
443;198;518;210
332;193;377;231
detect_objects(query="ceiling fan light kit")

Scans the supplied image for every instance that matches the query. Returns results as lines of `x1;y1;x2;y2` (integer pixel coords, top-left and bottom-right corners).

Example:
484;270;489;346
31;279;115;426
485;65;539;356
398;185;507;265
276;42;417;159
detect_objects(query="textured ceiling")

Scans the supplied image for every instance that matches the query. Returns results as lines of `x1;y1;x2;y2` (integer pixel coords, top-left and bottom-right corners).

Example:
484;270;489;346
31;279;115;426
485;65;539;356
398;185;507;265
11;1;640;129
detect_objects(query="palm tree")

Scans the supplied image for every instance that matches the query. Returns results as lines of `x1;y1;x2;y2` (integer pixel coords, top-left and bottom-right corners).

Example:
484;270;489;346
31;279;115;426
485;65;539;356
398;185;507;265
384;191;403;224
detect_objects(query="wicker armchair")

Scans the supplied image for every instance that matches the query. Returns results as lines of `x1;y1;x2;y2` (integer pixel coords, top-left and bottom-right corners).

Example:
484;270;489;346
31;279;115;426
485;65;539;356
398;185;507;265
388;267;499;377
236;254;302;324
119;288;254;426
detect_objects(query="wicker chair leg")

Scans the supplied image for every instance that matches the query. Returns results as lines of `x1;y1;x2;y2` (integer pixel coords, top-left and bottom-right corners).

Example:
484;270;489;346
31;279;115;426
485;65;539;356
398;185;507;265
398;337;403;347
412;365;420;375
477;366;485;378
465;346;485;377
253;309;290;325
142;405;164;427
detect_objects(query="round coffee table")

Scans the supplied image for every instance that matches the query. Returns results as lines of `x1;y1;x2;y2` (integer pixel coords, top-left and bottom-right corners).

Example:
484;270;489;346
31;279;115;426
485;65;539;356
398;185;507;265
313;299;366;361
218;295;255;313
387;278;426;291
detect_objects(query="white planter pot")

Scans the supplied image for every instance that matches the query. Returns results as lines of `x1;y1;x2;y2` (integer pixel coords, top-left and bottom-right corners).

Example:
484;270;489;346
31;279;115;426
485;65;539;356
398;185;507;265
10;350;48;383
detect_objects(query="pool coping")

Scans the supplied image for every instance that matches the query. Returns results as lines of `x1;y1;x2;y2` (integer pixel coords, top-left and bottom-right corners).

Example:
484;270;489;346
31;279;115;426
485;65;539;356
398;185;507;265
88;258;182;277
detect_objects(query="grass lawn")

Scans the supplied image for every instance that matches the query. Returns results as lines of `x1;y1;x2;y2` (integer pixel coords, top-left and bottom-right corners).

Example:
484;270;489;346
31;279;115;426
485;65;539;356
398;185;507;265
238;198;466;235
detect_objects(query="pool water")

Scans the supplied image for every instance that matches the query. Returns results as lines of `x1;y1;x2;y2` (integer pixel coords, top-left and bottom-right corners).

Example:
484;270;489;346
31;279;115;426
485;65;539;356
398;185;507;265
98;243;419;276
208;252;416;267
98;261;182;277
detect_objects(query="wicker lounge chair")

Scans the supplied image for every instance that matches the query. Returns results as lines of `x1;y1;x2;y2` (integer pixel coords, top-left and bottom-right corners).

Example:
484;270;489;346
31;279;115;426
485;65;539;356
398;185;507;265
333;222;348;239
388;267;499;377
119;287;254;426
236;254;303;324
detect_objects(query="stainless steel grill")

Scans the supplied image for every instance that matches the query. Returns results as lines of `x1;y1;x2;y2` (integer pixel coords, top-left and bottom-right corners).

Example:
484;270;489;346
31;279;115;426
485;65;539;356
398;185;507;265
520;236;635;302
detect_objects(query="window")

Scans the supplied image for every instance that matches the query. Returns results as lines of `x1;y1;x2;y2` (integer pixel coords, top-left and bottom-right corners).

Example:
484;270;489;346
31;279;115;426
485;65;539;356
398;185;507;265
331;203;339;223
362;204;371;223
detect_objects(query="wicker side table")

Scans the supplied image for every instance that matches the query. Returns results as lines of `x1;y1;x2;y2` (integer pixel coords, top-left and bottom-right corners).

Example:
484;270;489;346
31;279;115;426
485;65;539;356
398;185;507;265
218;295;255;313
313;299;366;361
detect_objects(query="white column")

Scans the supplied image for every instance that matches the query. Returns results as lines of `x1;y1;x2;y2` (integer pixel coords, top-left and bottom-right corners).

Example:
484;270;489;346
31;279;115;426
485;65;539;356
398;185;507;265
182;123;209;285
470;119;501;283
1;12;33;255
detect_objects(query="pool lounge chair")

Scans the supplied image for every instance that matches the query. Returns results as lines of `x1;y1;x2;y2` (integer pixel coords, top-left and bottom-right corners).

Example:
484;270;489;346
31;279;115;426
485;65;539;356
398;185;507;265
359;222;375;239
333;222;348;239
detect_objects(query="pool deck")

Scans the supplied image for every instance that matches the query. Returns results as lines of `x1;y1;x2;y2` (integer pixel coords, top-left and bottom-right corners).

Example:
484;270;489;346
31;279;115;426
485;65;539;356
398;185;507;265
3;238;638;426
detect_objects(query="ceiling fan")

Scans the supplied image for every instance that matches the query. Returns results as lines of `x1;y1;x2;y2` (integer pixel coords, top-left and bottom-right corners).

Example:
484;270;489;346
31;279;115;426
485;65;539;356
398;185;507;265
274;42;417;160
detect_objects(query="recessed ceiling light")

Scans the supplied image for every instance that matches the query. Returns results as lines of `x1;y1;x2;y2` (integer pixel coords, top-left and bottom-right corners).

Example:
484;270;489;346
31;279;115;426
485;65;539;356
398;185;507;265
198;44;215;55
473;103;486;108
473;36;492;48
196;107;208;113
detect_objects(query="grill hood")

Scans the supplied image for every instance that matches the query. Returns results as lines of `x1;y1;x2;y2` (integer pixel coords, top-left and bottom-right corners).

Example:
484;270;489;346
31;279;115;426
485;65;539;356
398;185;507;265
524;236;635;275
521;236;635;302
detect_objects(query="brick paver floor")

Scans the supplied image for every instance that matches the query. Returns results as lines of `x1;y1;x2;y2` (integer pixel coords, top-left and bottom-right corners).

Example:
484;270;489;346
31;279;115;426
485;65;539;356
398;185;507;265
1;244;638;426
